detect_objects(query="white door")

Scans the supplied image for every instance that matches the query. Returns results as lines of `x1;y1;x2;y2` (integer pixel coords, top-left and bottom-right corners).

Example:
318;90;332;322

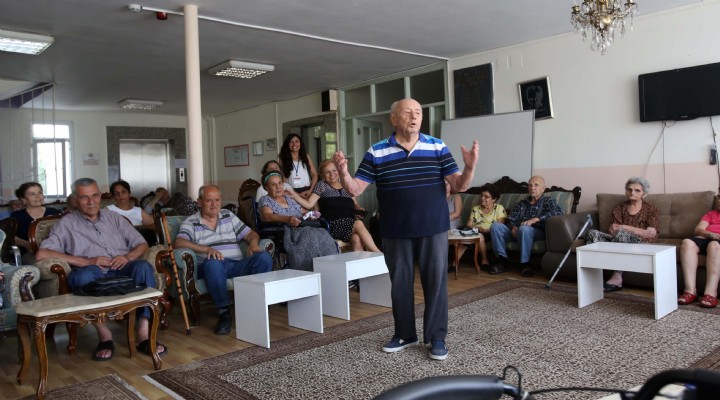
119;140;171;197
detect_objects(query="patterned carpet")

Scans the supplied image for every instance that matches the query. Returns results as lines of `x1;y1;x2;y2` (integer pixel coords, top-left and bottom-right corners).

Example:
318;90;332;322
19;374;147;400
146;280;720;400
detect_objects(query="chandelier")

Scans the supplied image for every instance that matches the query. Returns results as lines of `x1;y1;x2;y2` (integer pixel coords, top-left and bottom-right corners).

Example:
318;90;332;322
571;0;639;54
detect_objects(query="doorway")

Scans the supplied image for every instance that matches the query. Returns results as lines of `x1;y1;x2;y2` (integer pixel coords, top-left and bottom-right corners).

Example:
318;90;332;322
119;139;171;197
350;118;383;212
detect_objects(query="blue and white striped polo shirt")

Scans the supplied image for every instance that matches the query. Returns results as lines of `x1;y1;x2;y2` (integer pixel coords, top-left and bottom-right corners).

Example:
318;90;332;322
176;209;251;264
355;132;459;238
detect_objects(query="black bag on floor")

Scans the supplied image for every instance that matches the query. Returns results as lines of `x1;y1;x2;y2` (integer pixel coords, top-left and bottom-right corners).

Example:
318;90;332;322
74;276;145;296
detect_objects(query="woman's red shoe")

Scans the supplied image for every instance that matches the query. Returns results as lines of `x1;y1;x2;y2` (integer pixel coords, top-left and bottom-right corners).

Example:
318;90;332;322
677;292;697;305
700;294;718;308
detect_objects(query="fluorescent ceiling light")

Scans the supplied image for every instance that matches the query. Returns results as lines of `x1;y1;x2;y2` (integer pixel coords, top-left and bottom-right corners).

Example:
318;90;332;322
0;28;54;55
208;60;274;79
118;98;163;110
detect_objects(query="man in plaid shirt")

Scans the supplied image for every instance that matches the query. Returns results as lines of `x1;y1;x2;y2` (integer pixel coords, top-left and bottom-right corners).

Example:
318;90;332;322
489;176;562;277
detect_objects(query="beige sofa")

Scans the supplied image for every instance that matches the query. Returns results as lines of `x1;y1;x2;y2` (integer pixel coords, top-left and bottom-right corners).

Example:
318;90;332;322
542;191;716;290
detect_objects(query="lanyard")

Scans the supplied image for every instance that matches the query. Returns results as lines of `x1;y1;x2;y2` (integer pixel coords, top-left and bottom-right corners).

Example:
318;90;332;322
293;161;301;177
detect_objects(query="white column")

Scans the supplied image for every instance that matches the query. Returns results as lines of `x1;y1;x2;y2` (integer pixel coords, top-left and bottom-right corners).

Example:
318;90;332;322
184;5;203;197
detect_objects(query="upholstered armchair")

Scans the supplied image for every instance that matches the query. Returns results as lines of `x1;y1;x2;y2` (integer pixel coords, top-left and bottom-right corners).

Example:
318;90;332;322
28;213;172;350
155;214;274;325
0;230;41;338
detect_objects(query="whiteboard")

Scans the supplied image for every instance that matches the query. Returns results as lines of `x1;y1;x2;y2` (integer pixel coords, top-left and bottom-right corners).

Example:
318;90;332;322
440;110;534;189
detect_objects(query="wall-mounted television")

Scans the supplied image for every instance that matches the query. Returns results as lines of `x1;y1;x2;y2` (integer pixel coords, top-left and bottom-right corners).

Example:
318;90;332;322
638;62;720;122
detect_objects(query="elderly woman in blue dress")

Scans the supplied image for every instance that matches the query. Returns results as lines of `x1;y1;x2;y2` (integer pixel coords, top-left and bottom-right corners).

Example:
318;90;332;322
258;170;338;270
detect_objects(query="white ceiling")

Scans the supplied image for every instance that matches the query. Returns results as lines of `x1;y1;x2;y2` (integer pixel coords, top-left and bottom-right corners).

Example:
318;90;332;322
0;0;700;116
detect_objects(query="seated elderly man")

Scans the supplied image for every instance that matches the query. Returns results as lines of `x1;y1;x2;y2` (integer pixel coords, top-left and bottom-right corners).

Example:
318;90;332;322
174;184;273;335
36;177;164;361
489;175;562;277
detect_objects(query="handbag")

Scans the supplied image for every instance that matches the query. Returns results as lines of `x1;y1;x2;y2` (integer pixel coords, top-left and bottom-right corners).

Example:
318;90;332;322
74;276;145;296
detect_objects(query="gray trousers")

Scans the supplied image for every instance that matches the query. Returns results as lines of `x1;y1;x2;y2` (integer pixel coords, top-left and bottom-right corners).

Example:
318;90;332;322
382;231;448;343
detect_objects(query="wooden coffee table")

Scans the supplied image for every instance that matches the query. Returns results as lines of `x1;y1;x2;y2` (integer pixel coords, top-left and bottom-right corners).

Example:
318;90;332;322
16;287;163;399
448;232;482;279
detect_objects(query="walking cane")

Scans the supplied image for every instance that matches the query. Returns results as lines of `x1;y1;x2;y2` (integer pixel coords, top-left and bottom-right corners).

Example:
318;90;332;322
546;214;593;289
161;212;191;335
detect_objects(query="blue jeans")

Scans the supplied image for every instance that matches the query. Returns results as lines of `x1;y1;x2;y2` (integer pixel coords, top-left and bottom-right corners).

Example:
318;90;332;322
200;252;273;308
68;259;156;319
490;222;545;264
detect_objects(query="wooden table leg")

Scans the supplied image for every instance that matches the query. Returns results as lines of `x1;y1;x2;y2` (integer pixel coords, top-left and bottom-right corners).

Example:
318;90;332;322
149;301;162;370
16;318;31;385
33;321;49;400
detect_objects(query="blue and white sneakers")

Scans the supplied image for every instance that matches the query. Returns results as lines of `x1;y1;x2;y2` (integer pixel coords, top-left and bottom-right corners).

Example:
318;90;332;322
382;336;419;353
428;340;448;361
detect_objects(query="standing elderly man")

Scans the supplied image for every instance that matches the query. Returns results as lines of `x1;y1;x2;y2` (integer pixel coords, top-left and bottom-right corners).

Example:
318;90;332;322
174;184;272;335
36;177;164;361
334;98;478;361
489;175;562;277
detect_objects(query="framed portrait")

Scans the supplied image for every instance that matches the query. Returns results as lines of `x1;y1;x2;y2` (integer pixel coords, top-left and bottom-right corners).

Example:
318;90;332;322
518;76;554;120
224;144;249;167
265;138;277;151
252;141;264;156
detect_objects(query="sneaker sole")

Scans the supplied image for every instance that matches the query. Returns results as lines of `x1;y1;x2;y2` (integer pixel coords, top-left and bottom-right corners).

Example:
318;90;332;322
382;340;419;353
429;352;448;361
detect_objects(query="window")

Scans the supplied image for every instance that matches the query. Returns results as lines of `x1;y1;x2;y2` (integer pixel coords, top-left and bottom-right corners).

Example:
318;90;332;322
33;123;72;198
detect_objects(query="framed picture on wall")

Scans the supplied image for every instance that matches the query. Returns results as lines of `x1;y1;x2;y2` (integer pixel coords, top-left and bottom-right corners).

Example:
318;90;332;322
518;76;554;120
265;138;277;151
224;144;249;167
252;141;264;156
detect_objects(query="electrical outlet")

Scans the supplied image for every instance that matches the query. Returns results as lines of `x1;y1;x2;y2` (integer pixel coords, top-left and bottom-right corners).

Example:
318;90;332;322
179;168;186;182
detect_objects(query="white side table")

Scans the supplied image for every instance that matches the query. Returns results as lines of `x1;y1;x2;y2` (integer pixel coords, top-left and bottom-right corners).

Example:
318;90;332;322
576;242;677;319
233;269;323;348
313;251;391;320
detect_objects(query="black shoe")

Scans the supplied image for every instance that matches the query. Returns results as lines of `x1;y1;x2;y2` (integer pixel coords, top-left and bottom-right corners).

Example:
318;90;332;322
214;313;232;335
521;266;534;277
488;262;506;275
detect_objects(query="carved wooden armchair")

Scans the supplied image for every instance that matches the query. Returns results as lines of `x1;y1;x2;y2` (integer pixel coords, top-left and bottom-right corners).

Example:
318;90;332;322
28;213;172;352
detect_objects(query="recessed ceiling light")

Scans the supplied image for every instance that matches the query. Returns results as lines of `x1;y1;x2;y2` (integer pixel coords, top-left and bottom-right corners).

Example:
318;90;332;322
208;60;274;79
0;28;54;55
118;99;163;110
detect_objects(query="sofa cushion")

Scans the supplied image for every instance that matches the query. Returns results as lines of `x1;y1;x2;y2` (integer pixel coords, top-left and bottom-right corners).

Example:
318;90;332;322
597;191;715;239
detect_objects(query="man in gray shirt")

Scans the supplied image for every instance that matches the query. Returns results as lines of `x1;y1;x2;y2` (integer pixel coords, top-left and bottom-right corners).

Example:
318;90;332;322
37;178;165;361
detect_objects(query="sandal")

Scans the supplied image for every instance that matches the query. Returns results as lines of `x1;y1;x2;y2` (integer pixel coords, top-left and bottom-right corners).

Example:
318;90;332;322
700;294;718;308
91;340;114;361
677;292;697;305
136;339;168;356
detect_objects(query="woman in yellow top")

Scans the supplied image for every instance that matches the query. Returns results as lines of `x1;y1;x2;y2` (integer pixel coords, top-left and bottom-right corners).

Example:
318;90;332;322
455;183;506;270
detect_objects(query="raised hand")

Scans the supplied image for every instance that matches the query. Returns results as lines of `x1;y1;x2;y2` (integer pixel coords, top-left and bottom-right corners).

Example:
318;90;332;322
333;151;349;176
461;140;479;168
